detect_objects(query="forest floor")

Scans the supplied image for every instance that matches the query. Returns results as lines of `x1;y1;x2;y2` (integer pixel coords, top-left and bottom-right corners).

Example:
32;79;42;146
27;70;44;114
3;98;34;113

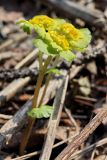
0;0;107;160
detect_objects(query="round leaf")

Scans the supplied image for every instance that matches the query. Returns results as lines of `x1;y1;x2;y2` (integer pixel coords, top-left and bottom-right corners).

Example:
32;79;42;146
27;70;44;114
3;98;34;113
28;105;53;119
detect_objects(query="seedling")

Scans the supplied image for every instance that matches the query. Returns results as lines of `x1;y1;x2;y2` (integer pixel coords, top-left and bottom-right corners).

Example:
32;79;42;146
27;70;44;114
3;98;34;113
17;15;91;154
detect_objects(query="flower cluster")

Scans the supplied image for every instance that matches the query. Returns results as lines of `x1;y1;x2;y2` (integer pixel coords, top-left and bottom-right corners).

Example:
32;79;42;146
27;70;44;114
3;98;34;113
29;15;54;29
18;15;91;62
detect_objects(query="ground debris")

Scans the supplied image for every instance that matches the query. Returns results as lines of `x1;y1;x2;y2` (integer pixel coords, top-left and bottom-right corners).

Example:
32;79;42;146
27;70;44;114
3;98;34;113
0;0;107;159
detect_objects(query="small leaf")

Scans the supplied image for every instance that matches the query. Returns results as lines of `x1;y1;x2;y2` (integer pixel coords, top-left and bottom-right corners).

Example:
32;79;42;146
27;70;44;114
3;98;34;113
46;68;61;75
60;51;76;62
17;20;33;34
16;19;27;24
54;18;66;25
28;105;53;119
22;25;31;34
33;38;60;56
70;28;92;51
49;18;66;30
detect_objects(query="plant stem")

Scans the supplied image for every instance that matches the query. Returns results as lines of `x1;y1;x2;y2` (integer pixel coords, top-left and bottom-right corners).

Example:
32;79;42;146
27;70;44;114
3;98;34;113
38;51;43;71
38;56;60;106
32;56;52;108
19;118;35;155
19;56;52;155
38;73;51;106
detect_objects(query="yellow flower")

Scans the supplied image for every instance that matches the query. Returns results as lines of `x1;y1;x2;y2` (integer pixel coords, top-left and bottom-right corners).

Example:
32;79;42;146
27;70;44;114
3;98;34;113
49;31;70;50
18;15;91;61
18;15;91;54
28;16;83;49
60;23;81;40
29;15;54;29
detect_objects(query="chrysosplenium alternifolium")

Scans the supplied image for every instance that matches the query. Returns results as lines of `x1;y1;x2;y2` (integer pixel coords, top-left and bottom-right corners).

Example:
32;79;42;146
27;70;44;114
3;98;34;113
18;15;91;62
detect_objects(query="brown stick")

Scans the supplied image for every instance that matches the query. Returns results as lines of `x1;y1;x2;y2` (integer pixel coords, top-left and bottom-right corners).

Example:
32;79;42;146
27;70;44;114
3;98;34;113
0;49;39;107
40;0;105;28
55;103;107;160
11;136;107;160
0;33;27;51
40;76;69;160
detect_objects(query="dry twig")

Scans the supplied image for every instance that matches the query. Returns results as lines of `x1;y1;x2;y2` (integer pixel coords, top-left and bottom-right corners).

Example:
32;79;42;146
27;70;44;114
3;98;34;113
0;33;27;51
40;0;105;27
0;49;38;107
55;103;107;160
40;76;69;160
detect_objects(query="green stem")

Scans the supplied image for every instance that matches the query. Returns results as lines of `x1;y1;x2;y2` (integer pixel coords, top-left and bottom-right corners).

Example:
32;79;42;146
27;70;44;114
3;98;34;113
38;73;51;106
38;51;43;71
19;55;52;155
38;56;60;106
32;56;51;108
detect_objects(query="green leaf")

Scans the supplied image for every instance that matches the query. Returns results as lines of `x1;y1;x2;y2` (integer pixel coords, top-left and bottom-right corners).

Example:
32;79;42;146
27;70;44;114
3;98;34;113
70;28;92;51
33;38;76;62
33;38;50;55
22;25;31;34
16;19;27;24
34;25;51;40
33;38;61;56
46;68;61;75
60;51;76;62
28;105;53;119
49;18;66;30
54;18;66;25
17;20;33;34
